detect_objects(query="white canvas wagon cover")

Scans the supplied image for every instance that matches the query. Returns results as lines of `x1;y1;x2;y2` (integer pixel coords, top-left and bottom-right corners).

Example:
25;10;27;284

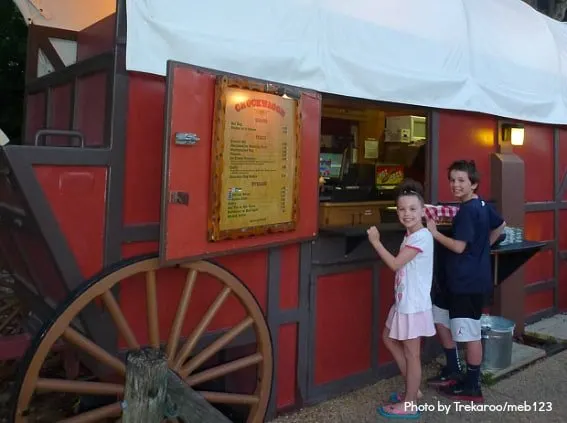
15;0;567;125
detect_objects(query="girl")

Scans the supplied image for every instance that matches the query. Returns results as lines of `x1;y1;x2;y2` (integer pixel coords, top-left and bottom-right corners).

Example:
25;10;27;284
367;179;436;419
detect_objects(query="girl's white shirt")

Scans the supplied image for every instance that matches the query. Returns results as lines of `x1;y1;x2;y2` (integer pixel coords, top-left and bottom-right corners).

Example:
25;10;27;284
393;228;434;314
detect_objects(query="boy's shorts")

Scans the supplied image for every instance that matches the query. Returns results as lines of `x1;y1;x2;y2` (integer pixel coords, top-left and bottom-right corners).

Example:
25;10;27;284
432;290;485;342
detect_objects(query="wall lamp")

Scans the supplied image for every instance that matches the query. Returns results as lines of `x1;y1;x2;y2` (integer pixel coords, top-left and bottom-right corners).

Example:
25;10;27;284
276;87;300;100
500;122;525;146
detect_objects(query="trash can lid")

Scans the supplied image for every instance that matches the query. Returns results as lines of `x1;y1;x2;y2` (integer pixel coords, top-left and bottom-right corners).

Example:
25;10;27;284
480;315;515;333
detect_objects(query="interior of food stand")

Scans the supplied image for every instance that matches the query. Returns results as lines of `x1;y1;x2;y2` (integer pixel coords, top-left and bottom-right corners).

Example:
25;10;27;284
320;97;427;187
317;95;429;225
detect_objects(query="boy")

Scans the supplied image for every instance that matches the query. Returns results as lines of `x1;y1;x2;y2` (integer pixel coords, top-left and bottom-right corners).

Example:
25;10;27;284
426;160;506;402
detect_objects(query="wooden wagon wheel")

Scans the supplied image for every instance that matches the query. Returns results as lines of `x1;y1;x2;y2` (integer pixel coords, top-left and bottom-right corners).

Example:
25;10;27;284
11;254;273;423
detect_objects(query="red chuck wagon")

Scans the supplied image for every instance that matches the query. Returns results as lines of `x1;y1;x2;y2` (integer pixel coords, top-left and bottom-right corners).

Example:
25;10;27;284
1;0;564;422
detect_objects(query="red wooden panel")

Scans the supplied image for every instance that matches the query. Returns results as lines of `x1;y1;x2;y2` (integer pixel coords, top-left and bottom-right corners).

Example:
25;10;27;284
123;73;166;225
560;211;567;251
35;166;107;279
378;266;395;364
161;64;320;263
214;251;268;313
525;290;554;316
437;111;496;202
524;251;553;285
513;124;553;202
121;242;159;259
277;323;298;410
314;269;373;385
47;84;72;145
525;211;554;242
280;244;299;310
559;129;567;201
76;73;107;147
559;261;567;311
25;92;46;144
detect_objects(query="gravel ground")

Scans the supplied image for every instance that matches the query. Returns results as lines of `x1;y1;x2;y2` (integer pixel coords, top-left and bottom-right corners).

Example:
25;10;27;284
269;351;567;423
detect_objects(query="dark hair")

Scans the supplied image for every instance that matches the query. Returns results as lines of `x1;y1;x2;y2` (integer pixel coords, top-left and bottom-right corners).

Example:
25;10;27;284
447;160;480;187
397;178;425;204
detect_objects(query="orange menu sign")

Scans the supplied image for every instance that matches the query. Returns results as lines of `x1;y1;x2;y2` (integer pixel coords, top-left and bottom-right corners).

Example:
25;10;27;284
209;80;300;241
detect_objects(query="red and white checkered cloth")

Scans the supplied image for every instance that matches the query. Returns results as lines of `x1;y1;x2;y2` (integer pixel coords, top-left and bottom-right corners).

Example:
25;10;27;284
424;204;459;223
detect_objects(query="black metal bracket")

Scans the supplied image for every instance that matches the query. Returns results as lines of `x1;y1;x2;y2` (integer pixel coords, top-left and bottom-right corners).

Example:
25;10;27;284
492;240;547;285
344;234;368;256
319;227;370;256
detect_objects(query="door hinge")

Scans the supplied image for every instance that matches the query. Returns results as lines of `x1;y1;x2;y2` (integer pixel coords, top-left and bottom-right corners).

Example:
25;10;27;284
175;132;200;146
169;191;189;205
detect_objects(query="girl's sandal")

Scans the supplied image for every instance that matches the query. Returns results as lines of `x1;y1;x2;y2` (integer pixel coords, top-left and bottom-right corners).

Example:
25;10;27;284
388;391;424;403
378;404;421;420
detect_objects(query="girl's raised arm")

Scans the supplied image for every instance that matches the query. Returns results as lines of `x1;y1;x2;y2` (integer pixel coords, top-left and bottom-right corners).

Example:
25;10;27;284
367;226;419;272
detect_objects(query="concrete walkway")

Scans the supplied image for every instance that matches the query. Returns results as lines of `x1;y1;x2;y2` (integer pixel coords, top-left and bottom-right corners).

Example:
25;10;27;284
270;350;567;423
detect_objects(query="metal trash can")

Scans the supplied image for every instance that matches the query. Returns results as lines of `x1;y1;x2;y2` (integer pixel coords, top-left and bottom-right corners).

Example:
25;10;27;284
480;315;515;371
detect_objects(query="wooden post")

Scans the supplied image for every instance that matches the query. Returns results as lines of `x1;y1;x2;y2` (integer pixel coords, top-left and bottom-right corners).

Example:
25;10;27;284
166;370;232;423
123;348;168;423
490;151;526;335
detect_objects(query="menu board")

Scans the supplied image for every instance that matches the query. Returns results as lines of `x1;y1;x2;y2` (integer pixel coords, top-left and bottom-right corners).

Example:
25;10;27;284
209;78;300;241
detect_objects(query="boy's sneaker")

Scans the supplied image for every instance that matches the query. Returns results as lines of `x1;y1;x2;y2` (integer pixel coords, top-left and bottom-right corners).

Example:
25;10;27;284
426;367;462;387
438;382;484;403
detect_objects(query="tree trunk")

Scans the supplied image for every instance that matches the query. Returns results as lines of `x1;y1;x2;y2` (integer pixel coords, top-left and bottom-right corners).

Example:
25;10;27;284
553;0;567;21
522;0;538;9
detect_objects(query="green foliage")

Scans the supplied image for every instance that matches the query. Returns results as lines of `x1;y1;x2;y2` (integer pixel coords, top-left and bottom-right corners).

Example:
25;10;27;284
0;2;27;143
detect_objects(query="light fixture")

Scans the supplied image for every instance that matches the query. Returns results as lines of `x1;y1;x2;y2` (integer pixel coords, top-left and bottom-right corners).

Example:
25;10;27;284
510;127;524;146
501;122;524;146
276;87;300;100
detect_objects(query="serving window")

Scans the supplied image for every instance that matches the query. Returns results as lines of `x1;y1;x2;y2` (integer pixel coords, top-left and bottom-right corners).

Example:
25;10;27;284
318;94;430;230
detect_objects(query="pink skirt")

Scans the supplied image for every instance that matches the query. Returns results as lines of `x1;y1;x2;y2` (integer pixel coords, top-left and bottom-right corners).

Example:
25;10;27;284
385;305;436;340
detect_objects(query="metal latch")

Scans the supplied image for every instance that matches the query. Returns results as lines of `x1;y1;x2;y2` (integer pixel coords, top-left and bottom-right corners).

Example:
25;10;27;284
175;132;200;146
170;191;189;205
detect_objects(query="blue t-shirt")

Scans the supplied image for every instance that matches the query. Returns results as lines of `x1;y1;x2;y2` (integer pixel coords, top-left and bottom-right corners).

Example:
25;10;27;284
445;198;504;294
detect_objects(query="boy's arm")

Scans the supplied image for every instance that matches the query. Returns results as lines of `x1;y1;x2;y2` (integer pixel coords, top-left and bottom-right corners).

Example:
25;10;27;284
428;228;467;254
486;202;506;245
489;221;506;245
426;207;473;255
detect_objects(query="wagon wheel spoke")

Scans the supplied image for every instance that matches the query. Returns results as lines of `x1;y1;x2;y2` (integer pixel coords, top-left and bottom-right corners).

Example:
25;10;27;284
180;316;254;378
62;327;126;376
58;402;122;423
173;286;232;371
101;291;140;350
166;269;198;362
146;270;160;348
200;392;259;405
36;378;124;396
186;352;262;386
